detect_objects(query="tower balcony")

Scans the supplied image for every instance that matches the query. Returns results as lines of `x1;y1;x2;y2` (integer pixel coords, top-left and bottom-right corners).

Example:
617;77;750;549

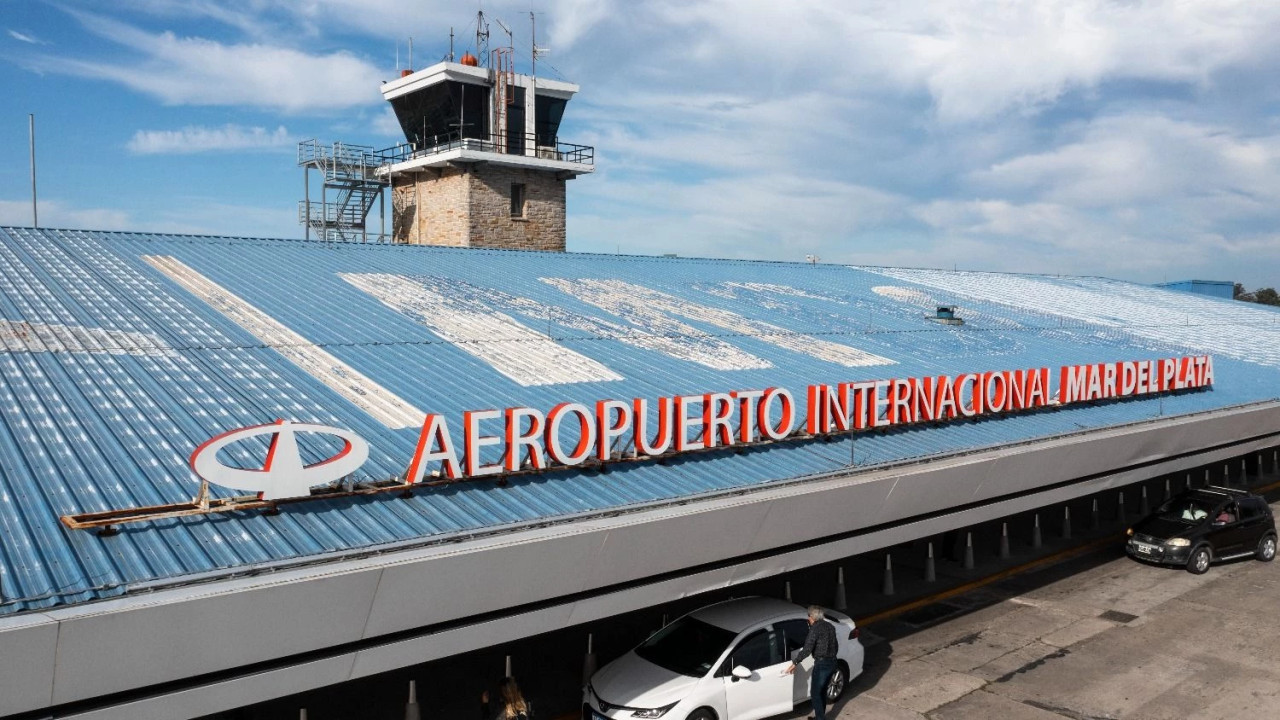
370;132;595;179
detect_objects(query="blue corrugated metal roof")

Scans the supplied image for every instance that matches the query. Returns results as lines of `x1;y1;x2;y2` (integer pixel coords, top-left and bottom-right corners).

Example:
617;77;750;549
1;226;1278;614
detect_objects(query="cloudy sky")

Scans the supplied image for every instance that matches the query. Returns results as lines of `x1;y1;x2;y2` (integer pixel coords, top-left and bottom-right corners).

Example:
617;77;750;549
2;1;1280;288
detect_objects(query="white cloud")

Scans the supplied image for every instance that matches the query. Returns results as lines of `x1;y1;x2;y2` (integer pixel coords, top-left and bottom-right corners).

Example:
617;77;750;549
127;124;293;154
574;172;907;260
0;200;132;231
142;200;303;238
371;108;402;137
550;1;1280;122
0;198;302;240
976;114;1280;209
33;10;384;112
7;29;43;44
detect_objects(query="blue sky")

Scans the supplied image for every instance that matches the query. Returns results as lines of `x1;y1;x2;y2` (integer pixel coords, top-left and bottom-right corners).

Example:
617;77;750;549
2;1;1280;288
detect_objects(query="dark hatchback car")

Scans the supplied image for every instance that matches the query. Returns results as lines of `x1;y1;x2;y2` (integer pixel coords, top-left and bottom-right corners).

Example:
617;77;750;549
1126;486;1276;574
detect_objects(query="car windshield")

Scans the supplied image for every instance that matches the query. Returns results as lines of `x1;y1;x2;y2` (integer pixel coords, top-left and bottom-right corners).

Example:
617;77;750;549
1157;496;1214;523
634;617;737;677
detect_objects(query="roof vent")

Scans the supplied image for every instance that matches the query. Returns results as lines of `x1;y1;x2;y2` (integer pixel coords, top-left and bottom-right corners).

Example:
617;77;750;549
930;305;964;325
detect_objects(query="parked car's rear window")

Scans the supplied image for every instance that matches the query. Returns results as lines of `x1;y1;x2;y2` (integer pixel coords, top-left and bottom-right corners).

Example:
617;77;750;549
636;617;737;677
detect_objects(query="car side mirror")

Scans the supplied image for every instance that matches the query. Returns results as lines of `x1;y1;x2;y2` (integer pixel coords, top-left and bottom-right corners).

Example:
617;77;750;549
731;666;752;681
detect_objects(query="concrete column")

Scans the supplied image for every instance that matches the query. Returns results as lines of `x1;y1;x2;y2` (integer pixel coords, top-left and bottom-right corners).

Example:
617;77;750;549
405;680;422;720
1062;506;1072;540
834;567;848;610
882;554;895;596
582;633;598;686
963;532;975;569
1091;498;1100;530
924;543;936;582
1032;513;1042;549
999;522;1011;559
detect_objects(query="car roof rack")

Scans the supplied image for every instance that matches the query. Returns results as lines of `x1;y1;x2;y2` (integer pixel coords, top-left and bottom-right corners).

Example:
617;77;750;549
1201;485;1254;496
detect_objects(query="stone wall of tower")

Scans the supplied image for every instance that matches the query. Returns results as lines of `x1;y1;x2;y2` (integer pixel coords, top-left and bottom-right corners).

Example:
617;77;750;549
467;166;566;252
391;169;470;247
391;165;567;251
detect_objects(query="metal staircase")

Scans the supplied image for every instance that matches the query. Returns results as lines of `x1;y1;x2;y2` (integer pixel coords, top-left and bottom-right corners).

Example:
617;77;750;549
297;140;388;242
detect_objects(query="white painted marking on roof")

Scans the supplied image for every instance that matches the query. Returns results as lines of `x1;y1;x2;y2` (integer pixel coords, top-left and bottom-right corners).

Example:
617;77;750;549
866;268;1280;368
872;285;937;306
339;272;623;386
0;319;176;357
543;278;895;368
144;256;424;429
722;282;840;302
345;272;764;373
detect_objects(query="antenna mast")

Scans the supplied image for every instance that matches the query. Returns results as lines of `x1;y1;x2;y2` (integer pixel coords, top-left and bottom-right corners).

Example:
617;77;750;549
29;114;37;228
475;10;490;67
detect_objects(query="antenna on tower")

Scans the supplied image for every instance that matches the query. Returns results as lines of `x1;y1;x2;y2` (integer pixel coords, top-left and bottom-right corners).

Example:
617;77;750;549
530;11;538;78
448;27;455;62
494;17;513;51
530;12;549;79
475;10;490;66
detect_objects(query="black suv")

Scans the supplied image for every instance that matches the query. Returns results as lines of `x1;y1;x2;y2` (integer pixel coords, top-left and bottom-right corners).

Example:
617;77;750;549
1126;486;1276;574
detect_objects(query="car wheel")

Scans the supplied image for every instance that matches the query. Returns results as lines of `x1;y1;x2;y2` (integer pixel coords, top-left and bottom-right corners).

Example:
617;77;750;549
1187;546;1212;574
825;663;848;703
685;709;716;720
1257;534;1277;562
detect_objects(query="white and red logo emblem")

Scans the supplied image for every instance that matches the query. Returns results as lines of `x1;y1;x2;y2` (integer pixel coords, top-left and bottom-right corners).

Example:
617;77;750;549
190;420;369;500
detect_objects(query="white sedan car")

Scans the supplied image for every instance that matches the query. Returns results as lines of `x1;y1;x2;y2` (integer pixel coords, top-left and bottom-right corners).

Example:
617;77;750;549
583;597;865;720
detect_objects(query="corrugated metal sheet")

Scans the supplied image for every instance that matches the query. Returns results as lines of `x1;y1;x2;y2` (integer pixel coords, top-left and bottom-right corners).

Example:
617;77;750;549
1;226;1277;615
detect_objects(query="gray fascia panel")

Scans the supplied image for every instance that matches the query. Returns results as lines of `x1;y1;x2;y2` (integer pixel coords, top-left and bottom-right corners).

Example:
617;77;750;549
0;611;58;716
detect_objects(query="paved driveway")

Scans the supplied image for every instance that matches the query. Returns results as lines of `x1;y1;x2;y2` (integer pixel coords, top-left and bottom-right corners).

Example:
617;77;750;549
785;540;1279;719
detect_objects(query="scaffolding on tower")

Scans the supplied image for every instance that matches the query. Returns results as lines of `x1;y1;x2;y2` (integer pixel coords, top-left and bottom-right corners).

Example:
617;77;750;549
297;140;389;243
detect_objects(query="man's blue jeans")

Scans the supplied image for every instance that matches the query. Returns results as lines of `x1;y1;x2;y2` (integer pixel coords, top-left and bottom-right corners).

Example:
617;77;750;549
810;657;837;720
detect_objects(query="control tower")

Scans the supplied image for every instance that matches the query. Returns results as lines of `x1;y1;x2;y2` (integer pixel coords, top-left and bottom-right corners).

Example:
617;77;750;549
377;50;594;251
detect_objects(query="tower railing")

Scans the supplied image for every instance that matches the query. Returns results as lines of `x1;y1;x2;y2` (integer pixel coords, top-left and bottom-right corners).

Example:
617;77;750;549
369;132;594;167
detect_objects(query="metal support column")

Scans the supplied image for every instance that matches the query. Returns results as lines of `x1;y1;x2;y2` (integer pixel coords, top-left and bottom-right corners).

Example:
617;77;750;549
304;166;310;241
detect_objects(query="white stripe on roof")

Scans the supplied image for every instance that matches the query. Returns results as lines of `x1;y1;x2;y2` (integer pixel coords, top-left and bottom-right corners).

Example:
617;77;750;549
340;272;624;386
145;255;424;429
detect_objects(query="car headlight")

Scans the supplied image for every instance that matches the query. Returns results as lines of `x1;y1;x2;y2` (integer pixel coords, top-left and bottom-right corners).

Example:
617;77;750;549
1126;528;1133;537
631;703;678;718
1165;538;1191;547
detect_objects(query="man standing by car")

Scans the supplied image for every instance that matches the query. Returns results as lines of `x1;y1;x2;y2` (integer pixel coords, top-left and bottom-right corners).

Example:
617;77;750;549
785;605;838;720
